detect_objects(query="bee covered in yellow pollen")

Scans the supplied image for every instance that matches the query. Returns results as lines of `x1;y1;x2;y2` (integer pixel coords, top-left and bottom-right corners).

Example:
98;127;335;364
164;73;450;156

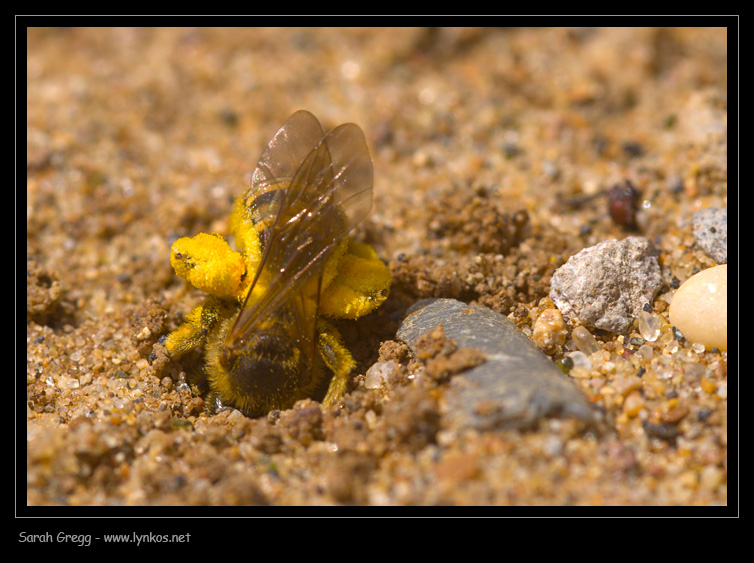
163;110;391;417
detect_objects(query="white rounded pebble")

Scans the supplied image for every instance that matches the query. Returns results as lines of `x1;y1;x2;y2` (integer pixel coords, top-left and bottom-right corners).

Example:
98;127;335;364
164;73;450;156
364;361;396;389
669;265;727;351
566;350;591;369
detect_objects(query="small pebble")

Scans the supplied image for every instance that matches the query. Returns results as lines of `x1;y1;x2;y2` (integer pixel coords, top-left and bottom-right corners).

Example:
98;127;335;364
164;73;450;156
638;310;661;342
532;308;567;354
550;236;662;333
566;350;591;369
699;466;724;491
364;361;396;389
692;208;727;264
701;377;717;394
669;265;727;351
623;391;646;418
637;344;653;360
571;326;601;356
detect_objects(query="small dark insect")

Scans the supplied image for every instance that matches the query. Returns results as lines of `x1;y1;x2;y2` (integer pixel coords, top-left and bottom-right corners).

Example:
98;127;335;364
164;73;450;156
559;179;642;231
607;180;642;230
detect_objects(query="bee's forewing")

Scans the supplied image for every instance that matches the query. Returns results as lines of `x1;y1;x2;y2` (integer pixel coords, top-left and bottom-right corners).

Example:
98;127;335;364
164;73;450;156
224;113;374;372
250;110;326;193
322;122;374;228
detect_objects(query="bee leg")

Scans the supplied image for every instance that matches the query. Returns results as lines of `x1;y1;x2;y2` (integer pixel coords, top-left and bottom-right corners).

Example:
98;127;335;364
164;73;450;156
163;296;230;359
163;304;208;359
319;241;391;320
317;319;357;406
164;296;239;413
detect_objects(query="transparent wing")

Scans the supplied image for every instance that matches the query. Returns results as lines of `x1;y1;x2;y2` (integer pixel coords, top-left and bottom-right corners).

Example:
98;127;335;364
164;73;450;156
250;110;327;196
223;112;374;378
240;111;327;248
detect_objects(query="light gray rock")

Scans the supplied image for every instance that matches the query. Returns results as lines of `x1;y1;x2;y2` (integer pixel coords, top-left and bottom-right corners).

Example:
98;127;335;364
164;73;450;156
692;208;727;264
397;298;596;430
549;236;662;334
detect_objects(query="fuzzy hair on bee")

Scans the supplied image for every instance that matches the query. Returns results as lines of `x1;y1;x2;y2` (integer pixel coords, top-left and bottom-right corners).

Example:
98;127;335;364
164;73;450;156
163;110;391;417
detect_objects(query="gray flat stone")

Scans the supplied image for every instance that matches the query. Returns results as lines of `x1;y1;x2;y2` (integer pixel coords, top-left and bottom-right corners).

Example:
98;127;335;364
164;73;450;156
397;298;597;430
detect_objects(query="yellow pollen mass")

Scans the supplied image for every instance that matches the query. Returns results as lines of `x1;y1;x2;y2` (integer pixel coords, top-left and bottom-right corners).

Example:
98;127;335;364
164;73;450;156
319;241;391;319
171;233;246;300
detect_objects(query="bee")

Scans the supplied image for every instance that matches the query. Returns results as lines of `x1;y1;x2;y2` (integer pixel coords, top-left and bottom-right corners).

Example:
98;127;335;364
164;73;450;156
164;110;391;417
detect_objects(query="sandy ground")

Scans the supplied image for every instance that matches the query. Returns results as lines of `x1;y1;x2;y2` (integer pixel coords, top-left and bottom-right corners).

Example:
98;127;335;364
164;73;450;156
26;27;731;519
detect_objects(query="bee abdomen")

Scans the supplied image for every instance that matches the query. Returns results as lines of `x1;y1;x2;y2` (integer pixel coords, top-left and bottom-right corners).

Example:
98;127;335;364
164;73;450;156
217;330;306;415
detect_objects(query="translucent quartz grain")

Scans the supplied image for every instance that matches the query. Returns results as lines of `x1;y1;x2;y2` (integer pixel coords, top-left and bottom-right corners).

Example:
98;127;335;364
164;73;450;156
638;310;661;342
571;326;601;356
566;351;591;369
